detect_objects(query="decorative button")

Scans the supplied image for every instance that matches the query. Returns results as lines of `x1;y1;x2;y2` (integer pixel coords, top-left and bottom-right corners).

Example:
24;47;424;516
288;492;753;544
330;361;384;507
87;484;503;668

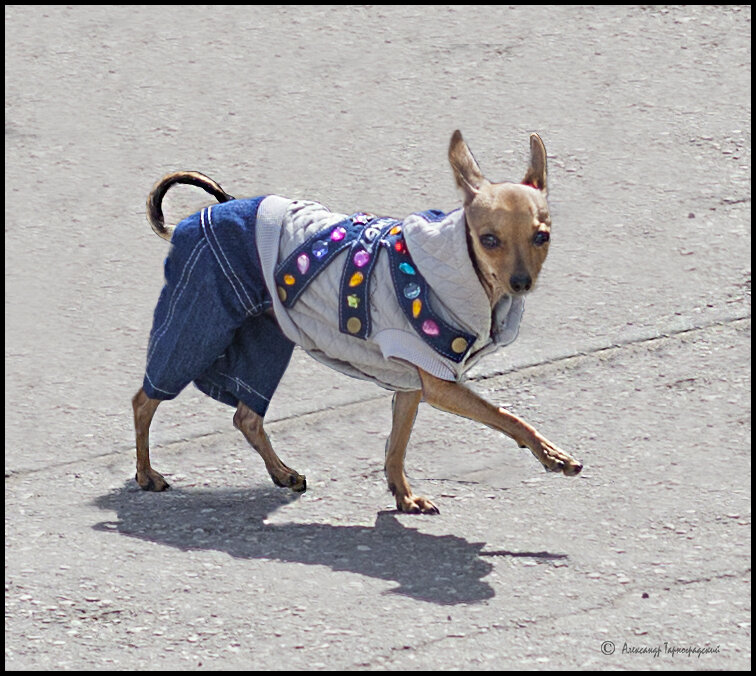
346;317;362;334
451;337;468;353
297;253;310;275
312;241;329;258
422;319;440;336
353;250;370;268
283;274;296;285
349;271;364;287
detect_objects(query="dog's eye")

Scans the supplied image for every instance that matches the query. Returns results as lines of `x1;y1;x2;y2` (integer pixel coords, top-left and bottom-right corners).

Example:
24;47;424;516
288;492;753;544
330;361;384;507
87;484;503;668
480;234;500;249
533;230;550;246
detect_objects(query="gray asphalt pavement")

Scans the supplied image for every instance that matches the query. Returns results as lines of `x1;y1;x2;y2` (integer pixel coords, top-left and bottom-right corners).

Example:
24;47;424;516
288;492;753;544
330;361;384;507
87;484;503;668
5;5;751;670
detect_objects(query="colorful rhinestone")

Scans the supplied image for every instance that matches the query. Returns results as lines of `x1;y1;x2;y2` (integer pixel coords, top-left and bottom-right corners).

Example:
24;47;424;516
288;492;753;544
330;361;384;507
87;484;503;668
297;253;310;275
403;282;421;299
412;298;422;318
283;274;296;286
312;240;329;259
394;240;406;254
331;226;347;241
364;227;380;242
353;250;370;268
398;262;415;275
389;225;402;236
422;319;440;336
347;294;360;309
349;271;364;287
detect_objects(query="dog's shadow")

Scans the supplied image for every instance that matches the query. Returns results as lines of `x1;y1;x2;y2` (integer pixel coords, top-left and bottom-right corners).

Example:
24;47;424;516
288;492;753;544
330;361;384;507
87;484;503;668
93;483;565;605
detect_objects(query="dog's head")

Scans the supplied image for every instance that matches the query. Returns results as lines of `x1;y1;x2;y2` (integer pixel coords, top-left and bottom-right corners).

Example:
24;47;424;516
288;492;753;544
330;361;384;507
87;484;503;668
449;130;551;306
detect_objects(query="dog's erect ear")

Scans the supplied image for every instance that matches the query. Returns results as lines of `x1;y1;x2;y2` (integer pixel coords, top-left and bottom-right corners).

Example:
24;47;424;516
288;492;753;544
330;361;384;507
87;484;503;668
449;130;489;204
521;133;548;194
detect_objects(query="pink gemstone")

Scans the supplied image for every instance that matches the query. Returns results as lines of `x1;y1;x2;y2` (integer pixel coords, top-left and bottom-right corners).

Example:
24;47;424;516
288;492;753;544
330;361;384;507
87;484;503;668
331;226;347;241
297;253;310;275
422;319;440;336
353;250;370;268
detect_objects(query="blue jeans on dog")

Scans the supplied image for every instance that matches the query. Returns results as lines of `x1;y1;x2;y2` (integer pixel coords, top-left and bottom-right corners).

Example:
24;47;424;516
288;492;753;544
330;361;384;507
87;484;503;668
142;197;294;416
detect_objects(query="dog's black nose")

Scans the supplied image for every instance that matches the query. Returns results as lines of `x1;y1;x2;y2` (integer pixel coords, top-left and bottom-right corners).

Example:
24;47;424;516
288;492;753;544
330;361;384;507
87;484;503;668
509;273;532;293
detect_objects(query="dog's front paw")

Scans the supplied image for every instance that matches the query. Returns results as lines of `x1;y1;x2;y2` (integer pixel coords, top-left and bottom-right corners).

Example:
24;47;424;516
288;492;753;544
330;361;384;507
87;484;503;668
396;494;440;515
527;435;583;476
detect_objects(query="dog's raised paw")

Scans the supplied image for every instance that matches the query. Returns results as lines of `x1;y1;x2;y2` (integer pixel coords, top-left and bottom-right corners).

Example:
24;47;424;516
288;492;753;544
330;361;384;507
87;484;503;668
529;435;582;477
562;461;583;477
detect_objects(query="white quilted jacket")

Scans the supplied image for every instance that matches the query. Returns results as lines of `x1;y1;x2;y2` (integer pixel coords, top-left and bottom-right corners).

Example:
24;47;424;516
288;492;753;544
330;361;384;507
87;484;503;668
255;196;524;391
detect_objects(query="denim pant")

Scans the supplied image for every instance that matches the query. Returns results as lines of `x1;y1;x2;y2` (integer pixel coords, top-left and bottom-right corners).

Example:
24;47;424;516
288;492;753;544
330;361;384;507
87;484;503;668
142;198;294;416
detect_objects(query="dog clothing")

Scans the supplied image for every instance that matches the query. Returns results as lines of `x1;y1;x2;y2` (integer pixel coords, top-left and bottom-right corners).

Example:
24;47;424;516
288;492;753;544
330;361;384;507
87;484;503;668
142;197;296;416
142;196;524;415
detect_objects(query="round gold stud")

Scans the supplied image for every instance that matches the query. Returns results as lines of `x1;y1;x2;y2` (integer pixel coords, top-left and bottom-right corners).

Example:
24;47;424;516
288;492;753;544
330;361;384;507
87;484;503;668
277;286;287;302
451;337;468;354
346;317;362;334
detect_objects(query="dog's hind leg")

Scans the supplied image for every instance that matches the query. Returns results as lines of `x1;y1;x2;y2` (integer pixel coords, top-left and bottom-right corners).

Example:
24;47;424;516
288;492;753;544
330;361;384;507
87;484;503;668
384;390;439;514
233;402;306;492
132;388;170;491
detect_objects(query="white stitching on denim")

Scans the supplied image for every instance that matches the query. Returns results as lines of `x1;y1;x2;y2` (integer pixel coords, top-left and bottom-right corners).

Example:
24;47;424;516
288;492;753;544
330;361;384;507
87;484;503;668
215;370;271;401
203;205;261;314
146;238;208;365
143;371;179;396
209;204;267;316
200;207;251;313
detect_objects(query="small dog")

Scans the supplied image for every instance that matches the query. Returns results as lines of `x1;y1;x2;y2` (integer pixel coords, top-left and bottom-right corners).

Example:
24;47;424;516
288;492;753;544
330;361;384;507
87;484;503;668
133;131;582;513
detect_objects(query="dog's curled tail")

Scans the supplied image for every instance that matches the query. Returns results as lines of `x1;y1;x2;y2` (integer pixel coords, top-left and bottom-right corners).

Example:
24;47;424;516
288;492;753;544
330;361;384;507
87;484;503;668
146;171;235;240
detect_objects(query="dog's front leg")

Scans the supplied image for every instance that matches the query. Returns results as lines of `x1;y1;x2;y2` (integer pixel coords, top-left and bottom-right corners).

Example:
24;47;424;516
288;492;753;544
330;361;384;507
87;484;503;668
385;390;439;514
417;369;582;476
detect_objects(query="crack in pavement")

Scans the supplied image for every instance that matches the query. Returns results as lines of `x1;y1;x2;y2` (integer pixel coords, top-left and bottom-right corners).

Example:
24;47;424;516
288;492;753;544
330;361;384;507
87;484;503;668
4;313;750;481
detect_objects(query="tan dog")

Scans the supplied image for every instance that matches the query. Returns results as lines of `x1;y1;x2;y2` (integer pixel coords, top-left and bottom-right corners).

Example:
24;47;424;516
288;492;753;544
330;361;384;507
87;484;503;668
133;131;582;514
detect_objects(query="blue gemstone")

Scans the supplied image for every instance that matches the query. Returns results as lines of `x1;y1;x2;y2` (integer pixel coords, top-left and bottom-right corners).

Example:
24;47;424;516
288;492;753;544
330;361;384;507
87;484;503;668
403;282;421;299
312;240;329;259
398;262;416;275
